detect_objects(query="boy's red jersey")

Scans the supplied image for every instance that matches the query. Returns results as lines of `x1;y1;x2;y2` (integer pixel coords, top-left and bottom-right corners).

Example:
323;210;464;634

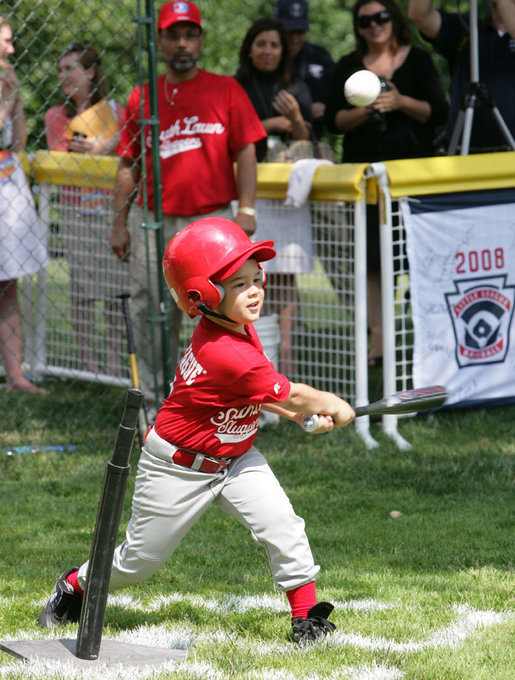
155;317;290;457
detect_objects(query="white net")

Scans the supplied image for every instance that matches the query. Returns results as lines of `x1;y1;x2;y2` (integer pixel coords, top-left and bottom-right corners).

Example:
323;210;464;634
390;197;414;394
176;197;361;403
30;182;131;385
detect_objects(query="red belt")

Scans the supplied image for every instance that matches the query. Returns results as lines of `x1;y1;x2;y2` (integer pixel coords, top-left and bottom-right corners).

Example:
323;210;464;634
172;448;230;474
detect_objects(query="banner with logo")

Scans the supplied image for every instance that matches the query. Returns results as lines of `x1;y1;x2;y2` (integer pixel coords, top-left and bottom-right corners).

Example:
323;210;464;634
402;189;515;407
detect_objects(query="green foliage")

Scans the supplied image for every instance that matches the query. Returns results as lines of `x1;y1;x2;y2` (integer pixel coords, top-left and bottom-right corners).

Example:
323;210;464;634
8;0;463;150
199;0;354;73
12;0;139;148
12;0;350;150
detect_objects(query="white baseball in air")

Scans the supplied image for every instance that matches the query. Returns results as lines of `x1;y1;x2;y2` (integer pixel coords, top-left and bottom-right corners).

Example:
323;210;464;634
344;70;381;107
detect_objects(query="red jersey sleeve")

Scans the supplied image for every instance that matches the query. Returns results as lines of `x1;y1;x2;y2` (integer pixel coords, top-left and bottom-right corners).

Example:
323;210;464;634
118;85;145;161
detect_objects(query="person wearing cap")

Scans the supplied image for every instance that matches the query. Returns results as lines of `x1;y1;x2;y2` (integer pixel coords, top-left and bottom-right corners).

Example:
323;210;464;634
108;1;266;409
274;0;335;140
38;217;355;645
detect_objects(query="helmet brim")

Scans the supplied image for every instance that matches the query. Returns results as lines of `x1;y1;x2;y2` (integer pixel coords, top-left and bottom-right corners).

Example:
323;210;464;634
212;240;276;281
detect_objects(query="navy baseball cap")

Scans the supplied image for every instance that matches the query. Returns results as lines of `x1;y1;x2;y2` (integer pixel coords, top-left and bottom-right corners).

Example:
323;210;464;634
274;0;310;31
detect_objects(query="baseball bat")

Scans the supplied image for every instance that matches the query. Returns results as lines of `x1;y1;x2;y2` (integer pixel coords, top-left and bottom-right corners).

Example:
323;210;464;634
119;293;148;446
302;385;448;432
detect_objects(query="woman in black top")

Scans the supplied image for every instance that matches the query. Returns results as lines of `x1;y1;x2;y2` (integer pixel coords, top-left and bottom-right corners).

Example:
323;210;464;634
325;0;448;365
326;0;448;162
236;16;312;162
235;18;314;379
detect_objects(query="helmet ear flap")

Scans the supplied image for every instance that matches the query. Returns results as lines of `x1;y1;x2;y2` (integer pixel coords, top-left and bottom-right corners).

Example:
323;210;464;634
184;276;224;313
214;282;225;302
258;263;266;287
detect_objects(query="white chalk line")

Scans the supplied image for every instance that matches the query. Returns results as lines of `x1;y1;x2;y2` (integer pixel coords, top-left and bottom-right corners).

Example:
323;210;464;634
1;596;511;680
328;604;509;652
28;592;399;616
0;616;403;680
0;659;403;680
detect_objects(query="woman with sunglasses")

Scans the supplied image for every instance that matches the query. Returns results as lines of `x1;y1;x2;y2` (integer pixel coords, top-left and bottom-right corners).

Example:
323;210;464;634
325;0;447;367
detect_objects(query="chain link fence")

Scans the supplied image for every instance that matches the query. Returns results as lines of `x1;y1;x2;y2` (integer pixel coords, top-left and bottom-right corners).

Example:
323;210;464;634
2;1;145;452
2;0;366;452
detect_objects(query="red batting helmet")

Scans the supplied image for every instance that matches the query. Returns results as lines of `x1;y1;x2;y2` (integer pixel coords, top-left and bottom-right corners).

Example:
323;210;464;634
163;217;276;317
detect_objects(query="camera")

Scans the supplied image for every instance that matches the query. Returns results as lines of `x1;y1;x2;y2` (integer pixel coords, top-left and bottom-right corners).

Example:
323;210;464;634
68;131;87;152
369;76;390;133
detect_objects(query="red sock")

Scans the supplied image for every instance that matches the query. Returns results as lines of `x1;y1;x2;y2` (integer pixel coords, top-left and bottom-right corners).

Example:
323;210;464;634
286;581;317;619
66;570;84;597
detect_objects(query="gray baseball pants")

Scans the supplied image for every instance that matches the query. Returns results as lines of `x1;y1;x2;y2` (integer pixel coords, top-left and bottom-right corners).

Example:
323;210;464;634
78;427;319;593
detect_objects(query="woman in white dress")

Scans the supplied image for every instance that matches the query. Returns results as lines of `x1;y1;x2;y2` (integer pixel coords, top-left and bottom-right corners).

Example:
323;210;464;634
0;14;48;393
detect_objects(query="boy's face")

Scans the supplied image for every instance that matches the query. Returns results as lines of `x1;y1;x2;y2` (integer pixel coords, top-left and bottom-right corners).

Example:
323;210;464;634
215;258;264;330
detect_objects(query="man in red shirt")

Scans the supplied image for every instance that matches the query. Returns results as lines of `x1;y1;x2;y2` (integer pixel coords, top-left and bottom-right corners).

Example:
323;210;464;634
38;218;355;645
109;1;266;409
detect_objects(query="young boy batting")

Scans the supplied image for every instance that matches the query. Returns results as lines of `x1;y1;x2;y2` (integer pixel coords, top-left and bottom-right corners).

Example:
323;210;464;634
38;217;355;644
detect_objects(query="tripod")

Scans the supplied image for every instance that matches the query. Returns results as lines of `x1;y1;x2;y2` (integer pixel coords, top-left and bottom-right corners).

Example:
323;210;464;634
448;0;515;155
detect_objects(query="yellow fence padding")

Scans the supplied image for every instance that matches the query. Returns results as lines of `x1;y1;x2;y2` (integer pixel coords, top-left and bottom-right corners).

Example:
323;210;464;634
16;151;31;177
31;150;118;188
28;152;368;202
256;162;367;202
384;152;515;198
27;150;513;200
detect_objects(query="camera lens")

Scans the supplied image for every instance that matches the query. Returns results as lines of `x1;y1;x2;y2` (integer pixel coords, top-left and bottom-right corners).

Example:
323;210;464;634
379;77;390;93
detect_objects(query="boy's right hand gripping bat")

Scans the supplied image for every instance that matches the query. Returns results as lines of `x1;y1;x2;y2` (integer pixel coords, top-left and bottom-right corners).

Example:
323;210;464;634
302;385;448;432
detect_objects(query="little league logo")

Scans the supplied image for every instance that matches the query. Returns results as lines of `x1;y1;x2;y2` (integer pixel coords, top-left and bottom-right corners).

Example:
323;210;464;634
445;275;515;367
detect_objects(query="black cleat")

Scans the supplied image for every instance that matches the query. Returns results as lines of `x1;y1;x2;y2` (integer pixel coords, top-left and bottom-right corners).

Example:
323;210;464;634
291;601;336;645
37;567;83;627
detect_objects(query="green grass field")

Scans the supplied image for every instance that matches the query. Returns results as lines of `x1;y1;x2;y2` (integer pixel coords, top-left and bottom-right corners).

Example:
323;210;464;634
0;392;513;679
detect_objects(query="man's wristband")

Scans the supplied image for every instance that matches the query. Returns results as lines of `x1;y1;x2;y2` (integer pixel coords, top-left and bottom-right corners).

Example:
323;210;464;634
238;206;256;217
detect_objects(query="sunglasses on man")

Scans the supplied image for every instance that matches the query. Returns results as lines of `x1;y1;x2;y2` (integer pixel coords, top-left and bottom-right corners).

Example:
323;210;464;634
356;10;392;29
